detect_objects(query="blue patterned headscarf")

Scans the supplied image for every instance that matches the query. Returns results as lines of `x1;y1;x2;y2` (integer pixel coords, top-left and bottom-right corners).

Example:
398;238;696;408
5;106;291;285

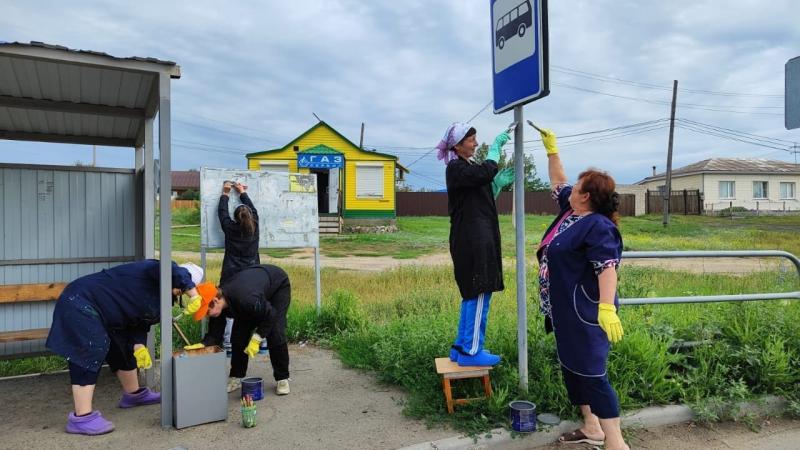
435;122;472;164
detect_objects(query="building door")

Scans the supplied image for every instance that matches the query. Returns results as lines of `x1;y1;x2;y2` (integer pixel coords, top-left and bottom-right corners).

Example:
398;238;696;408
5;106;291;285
328;168;339;214
312;169;329;213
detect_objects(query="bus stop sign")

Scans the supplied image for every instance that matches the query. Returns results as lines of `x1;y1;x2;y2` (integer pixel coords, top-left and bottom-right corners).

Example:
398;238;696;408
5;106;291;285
787;56;800;130
491;0;549;114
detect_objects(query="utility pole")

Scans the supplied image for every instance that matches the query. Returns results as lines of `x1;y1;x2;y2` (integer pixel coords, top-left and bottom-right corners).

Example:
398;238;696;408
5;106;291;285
359;122;365;149
663;80;678;227
92;144;96;167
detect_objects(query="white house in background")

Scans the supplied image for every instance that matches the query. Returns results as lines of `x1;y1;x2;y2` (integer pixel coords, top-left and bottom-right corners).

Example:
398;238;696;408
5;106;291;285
637;158;800;212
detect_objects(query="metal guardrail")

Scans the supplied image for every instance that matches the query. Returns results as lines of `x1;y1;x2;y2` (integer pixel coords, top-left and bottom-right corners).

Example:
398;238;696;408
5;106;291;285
620;250;800;305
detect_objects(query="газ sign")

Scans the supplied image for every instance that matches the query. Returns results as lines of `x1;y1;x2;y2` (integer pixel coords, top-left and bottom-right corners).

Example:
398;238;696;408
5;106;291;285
297;154;344;169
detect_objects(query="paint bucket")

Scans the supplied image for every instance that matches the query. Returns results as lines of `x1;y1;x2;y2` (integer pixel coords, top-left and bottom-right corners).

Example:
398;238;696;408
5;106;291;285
241;377;264;401
241;405;257;428
509;400;537;433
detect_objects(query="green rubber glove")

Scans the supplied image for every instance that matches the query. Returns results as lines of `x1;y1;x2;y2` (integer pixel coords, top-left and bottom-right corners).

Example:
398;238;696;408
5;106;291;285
183;294;202;315
598;303;624;343
539;128;559;155
487;131;510;162
491;168;515;199
134;346;153;370
244;333;263;358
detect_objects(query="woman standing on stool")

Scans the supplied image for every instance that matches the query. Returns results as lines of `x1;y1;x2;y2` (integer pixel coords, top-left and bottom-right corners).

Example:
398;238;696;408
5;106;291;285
202;180;260;388
437;122;514;367
534;126;629;450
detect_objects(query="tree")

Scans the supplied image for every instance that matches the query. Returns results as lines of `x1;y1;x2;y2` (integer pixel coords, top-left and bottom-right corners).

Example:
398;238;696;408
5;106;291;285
472;143;549;191
178;188;200;200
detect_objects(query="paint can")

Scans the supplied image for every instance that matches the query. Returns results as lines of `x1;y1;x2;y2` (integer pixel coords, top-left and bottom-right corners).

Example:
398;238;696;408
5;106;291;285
509;400;537;433
241;377;264;401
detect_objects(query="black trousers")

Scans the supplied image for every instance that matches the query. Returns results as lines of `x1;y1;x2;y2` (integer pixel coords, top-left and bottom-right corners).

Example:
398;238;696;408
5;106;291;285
229;279;291;381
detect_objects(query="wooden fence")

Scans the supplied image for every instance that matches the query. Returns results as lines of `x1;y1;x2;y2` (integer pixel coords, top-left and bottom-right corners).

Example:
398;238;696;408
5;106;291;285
171;199;199;209
396;192;636;216
645;190;703;215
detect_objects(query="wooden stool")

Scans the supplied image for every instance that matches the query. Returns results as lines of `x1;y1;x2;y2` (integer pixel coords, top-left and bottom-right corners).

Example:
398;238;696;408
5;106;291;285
434;357;493;414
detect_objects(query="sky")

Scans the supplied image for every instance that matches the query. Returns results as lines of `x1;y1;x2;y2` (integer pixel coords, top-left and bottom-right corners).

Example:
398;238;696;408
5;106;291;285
1;0;799;190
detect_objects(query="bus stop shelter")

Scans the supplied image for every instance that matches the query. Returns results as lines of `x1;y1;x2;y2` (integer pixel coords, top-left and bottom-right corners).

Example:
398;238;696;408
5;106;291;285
0;41;180;427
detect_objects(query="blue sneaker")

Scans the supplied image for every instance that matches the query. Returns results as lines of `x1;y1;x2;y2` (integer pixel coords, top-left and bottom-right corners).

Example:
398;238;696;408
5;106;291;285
449;348;459;362
457;350;500;367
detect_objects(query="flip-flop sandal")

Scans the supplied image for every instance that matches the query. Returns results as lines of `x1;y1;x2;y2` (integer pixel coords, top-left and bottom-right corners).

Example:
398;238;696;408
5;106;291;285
557;429;604;445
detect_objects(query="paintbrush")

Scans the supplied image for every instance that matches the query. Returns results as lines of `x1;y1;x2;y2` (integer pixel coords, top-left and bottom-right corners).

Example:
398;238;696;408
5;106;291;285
526;120;545;134
172;322;191;346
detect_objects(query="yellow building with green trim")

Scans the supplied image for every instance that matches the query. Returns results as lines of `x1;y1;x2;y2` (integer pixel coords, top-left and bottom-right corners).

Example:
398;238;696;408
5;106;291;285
246;121;409;219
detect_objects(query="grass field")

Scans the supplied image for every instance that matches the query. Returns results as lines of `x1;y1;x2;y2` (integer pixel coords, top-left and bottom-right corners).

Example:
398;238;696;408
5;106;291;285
162;209;800;258
4;212;799;433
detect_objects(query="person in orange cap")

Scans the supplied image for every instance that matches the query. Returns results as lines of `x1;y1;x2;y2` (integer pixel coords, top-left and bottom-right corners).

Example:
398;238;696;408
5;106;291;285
202;264;291;395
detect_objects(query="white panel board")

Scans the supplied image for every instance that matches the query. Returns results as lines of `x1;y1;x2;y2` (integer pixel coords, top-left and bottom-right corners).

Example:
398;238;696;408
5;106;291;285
200;167;319;249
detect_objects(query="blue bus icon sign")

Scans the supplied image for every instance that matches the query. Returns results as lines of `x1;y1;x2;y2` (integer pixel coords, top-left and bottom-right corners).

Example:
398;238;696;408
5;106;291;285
491;0;549;113
495;0;533;50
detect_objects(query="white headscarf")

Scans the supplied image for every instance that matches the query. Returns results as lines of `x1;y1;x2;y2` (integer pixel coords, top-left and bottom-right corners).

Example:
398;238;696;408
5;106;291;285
435;122;472;164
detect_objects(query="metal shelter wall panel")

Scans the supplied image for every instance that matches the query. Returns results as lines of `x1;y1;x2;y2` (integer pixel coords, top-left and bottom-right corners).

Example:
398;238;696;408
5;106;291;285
0;166;135;357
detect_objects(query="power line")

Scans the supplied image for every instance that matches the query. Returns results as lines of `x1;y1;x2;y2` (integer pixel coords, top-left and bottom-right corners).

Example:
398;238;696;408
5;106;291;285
403;100;495;169
675;118;799;146
404;171;446;188
674;122;792;152
552;65;784;99
465;100;494;123
553;82;784;116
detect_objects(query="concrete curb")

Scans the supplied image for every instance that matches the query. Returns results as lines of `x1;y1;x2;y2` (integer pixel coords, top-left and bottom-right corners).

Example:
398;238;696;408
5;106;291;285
398;397;788;450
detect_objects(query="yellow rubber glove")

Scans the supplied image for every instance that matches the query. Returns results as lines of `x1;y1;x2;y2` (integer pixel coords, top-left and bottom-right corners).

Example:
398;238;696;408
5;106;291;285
244;333;262;358
184;294;202;315
133;346;153;370
183;343;205;350
539;128;559;155
598;303;624;343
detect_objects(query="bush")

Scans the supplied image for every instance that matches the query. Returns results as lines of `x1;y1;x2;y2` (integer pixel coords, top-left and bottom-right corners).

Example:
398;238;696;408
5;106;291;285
178;189;200;200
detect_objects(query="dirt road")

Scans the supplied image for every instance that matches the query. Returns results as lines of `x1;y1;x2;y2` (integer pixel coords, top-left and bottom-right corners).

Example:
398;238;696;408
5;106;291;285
171;250;787;275
0;345;452;450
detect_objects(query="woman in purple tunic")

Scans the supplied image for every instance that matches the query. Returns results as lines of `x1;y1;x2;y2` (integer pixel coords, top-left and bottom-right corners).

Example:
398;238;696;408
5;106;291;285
535;127;629;450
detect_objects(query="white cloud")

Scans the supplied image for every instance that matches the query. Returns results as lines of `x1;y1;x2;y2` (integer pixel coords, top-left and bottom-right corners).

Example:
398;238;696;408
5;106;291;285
1;0;798;186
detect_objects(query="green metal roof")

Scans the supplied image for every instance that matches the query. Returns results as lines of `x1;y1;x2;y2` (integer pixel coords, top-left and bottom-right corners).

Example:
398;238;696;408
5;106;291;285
298;144;342;155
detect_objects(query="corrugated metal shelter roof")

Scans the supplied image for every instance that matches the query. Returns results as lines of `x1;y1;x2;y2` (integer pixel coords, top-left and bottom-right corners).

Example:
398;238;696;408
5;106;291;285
0;41;180;148
638;158;800;183
171;170;200;189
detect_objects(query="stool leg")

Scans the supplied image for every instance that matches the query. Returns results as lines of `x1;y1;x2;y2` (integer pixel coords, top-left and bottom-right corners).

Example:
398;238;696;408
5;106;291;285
482;375;492;398
442;378;454;414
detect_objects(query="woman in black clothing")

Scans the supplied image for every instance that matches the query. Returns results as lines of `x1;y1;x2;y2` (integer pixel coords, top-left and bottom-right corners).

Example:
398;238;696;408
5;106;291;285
203;181;260;379
219;180;260;283
205;264;291;396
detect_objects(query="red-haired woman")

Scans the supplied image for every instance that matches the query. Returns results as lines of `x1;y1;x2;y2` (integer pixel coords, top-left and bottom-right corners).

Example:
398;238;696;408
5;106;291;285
534;127;629;450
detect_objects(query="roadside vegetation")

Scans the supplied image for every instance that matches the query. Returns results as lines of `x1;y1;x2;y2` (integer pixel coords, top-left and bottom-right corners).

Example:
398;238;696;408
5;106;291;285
4;212;798;433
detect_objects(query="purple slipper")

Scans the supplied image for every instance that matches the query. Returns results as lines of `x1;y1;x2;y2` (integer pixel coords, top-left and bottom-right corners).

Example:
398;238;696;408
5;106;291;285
118;387;161;408
66;411;114;435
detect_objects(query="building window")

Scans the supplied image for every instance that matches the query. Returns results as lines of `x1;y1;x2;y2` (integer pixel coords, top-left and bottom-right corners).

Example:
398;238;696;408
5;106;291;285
780;182;796;199
752;181;768;199
260;162;289;173
719;181;735;199
355;164;384;198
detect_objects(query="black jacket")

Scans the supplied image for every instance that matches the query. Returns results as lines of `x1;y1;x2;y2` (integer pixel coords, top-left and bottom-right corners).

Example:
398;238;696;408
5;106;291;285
221;265;290;337
219;192;260;283
445;157;504;299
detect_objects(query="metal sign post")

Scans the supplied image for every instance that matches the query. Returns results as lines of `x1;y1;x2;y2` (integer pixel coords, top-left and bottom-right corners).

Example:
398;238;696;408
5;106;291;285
490;0;549;393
